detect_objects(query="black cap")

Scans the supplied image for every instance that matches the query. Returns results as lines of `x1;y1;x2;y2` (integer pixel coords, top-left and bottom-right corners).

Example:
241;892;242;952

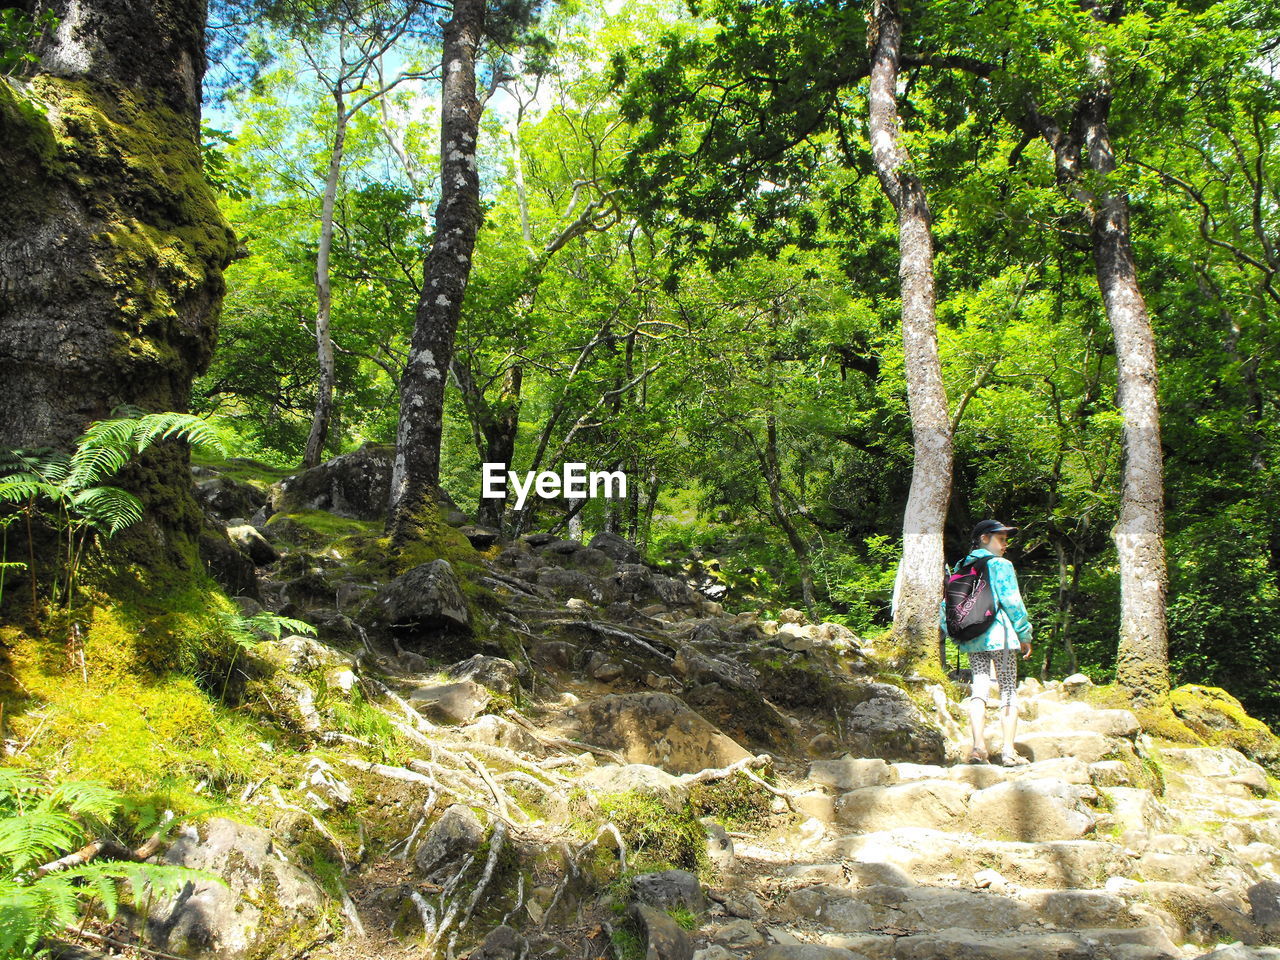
972;519;1019;540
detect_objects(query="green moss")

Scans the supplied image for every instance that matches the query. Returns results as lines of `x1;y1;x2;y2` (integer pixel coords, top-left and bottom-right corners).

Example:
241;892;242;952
688;772;773;830
584;791;710;877
1169;684;1280;767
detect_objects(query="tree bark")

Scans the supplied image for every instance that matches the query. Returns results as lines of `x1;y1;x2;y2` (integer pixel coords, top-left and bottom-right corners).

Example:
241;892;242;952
1031;76;1170;703
388;0;485;543
0;0;234;566
303;89;348;469
868;0;952;667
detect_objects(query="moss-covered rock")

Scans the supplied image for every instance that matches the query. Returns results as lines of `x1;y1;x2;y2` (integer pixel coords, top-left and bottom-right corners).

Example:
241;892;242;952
1169;684;1280;768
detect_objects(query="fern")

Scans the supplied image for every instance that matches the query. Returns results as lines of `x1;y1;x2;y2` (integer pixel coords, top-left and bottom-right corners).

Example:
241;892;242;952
0;410;226;630
0;770;223;958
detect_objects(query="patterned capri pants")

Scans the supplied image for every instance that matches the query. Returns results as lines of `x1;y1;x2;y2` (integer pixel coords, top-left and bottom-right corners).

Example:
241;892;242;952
967;648;1019;710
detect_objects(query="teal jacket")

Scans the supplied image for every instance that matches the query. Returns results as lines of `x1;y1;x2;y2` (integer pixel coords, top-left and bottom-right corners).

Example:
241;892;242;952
942;548;1033;653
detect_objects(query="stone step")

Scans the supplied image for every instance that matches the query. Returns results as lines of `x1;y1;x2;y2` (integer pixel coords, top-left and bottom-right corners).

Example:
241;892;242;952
826;775;1100;842
777;882;1146;936
827;827;1131;889
850;925;1179;960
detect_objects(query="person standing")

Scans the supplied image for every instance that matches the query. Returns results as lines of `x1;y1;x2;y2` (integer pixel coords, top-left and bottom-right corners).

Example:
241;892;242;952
953;520;1033;765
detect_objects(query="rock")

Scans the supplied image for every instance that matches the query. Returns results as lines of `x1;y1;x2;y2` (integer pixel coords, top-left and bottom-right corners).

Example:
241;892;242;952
674;645;758;690
469;925;526;960
627;904;693;960
536;567;604;603
754;948;863;960
1062;673;1094;696
199;527;259;600
1124;881;1258;945
835;780;972;832
708;919;763;948
302;758;352;810
461;525;500;549
272;444;392;520
227;523;279;565
590;531;644;564
808;757;894;791
631;869;706;912
464;715;544;755
446;654;518;694
1015;731;1111;764
1024;702;1140;738
544;537;583;555
1170;684;1280;766
778;608;808;625
377;559;471;632
652;574;699;607
578;764;691;811
410;679;491;723
1248;880;1280;927
781;886;875;931
193;473;270;524
524;532;557;546
415;805;486;882
143;817;331;960
561;692;751;775
1090;760;1133;787
702;820;735;872
967;778;1097;841
1161;747;1271;795
694;948;733;960
841;682;945;764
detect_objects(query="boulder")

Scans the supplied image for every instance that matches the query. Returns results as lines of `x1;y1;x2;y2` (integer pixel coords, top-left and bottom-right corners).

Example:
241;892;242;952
781;886;874;931
377;559;471;631
1161;747;1271;795
143;817;331;960
1170;685;1280;766
193;473;269;524
226;522;279;565
415;805;486;882
627;903;693;960
1014;731;1111;764
469;926;527;960
410;679;491;724
631;869;706;912
754;949;864;960
590;531;644;564
1024;703;1140;738
464;715;545;755
461;525;500;549
199;528;259;600
272;444;392;520
560;692;751;775
1248;879;1280;928
842;683;946;764
446;654;519;694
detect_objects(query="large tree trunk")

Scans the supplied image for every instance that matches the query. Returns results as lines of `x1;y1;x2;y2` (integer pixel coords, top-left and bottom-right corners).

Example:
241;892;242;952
303;91;348;469
0;0;234;568
868;0;953;667
1032;76;1170;702
1082;94;1169;702
388;0;485;544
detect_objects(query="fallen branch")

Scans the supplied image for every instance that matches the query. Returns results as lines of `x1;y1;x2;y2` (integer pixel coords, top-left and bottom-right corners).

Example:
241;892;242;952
458;820;508;931
675;753;772;786
38;811;174;876
62;927;190;960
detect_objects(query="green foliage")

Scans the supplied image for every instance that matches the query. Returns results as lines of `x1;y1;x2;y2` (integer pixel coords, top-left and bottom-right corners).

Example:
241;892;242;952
687;772;772;831
0;768;220;959
0;8;57;75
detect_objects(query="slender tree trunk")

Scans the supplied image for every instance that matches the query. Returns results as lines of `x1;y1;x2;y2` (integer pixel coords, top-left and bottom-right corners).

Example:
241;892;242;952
0;0;234;568
868;0;952;667
476;365;522;531
758;414;818;617
388;0;485;544
303;91;349;469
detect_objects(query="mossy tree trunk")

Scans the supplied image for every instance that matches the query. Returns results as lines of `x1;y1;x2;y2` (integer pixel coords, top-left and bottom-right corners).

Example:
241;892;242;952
0;0;235;572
